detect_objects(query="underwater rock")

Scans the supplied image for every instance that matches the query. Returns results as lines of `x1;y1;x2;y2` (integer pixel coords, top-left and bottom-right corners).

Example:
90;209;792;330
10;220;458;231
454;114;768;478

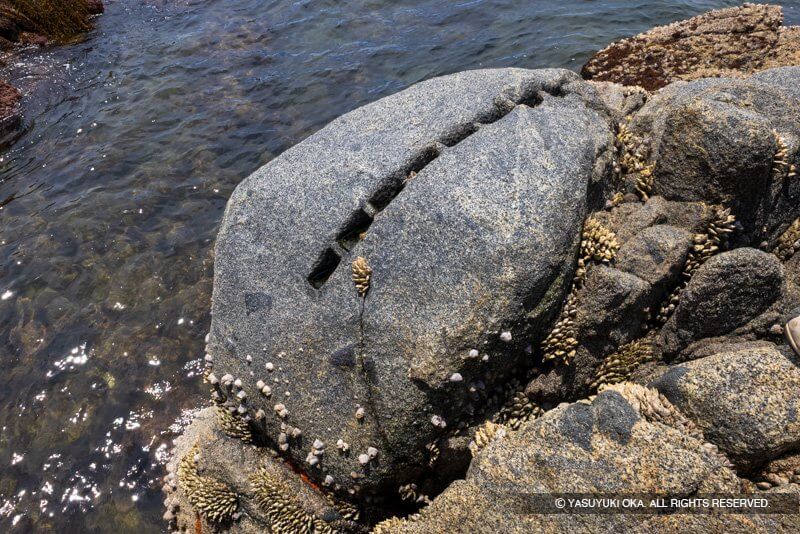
581;4;794;90
651;343;800;471
208;67;616;498
658;248;784;357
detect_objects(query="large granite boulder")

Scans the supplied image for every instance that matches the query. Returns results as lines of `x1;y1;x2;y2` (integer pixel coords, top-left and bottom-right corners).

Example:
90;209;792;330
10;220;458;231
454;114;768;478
207;68;616;499
581;4;798;90
628;69;800;238
374;384;800;533
651;343;800;472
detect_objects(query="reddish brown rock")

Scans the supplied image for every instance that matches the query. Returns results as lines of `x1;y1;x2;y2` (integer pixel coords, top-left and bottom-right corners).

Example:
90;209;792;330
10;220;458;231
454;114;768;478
581;4;799;91
0;78;21;144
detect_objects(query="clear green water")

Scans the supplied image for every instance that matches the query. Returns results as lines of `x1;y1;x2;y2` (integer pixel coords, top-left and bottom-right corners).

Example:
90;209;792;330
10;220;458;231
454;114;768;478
0;0;797;531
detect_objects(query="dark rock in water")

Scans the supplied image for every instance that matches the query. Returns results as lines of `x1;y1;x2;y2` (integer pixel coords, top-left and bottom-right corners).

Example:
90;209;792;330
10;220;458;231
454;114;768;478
615;224;692;298
581;4;798;90
629;71;800;238
372;384;800;533
658;248;784;357
651;343;800;471
208;68;615;498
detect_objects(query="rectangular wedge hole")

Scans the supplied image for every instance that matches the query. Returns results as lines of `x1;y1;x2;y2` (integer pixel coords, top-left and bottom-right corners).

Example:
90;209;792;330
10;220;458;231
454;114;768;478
307;247;341;288
336;208;374;250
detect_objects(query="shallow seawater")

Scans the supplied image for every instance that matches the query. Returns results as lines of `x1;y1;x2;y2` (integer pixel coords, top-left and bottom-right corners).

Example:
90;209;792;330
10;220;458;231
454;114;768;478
0;0;798;531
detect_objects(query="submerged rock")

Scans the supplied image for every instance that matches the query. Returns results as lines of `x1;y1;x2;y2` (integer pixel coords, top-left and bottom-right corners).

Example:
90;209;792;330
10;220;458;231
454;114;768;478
208;68;616;498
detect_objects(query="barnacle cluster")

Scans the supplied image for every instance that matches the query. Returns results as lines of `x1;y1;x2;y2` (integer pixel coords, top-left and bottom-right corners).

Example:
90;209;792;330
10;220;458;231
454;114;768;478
469;421;507;457
655;206;736;325
773;217;800;261
216;406;253;444
398;483;431;505
494;391;543;431
772;131;791;180
372;516;413;534
425;441;440;467
250;467;333;534
177;444;239;523
352;256;372;296
542;217;620;365
580;217;620;265
590;335;655;391
614;122;655;200
332;499;361;522
540;289;579;364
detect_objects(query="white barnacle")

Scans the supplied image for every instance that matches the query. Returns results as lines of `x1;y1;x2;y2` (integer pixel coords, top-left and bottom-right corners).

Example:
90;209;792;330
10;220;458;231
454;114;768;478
449;373;463;383
313;439;325;450
323;475;334;486
430;415;446;428
367;447;378;459
500;331;512;342
355;407;365;420
358;453;370;465
261;385;272;397
266;362;275;372
234;378;243;388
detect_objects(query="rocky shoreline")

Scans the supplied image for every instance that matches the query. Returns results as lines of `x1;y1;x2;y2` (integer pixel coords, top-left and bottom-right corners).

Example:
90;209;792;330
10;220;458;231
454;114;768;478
0;0;103;145
164;5;800;533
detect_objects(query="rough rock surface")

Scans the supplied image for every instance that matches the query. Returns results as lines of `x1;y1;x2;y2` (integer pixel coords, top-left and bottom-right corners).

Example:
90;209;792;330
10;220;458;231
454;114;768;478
164;408;358;534
177;19;800;532
628;72;800;237
614;224;692;297
208;68;616;498
581;4;799;90
651;344;800;471
658;248;785;357
374;385;799;533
